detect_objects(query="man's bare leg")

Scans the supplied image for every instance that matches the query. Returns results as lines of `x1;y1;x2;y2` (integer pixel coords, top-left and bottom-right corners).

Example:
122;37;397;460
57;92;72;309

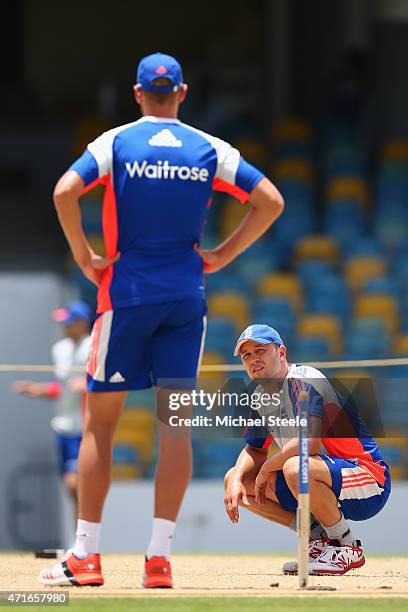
282;456;341;527
145;389;192;561
77;391;127;521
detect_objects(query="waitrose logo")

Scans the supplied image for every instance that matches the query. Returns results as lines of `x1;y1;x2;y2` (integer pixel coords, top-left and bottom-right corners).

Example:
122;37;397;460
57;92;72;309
125;160;209;182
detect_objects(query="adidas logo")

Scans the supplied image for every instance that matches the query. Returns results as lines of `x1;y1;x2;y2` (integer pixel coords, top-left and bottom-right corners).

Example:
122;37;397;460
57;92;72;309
148;129;182;148
109;371;125;383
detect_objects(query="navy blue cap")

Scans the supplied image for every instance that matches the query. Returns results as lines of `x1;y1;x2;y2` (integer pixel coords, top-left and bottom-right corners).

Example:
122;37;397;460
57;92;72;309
234;324;283;356
52;301;92;325
136;52;183;93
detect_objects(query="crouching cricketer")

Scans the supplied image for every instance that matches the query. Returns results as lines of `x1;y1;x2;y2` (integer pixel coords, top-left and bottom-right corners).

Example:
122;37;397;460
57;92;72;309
224;324;391;575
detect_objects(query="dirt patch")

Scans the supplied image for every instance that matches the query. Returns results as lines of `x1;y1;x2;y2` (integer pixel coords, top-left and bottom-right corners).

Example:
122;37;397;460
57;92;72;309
0;554;407;598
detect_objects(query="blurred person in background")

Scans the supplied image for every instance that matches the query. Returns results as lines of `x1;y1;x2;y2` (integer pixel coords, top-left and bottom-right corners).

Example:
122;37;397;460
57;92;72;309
39;51;284;588
13;301;92;520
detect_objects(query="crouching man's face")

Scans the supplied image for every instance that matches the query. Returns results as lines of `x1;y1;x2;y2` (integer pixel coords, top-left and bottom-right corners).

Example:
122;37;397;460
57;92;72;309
239;341;287;381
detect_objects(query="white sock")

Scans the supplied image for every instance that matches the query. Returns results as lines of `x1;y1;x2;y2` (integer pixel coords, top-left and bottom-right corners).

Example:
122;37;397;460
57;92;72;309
146;518;176;561
323;513;355;546
72;519;101;558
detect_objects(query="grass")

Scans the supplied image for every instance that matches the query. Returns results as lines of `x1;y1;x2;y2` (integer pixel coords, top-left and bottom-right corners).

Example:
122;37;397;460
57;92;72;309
8;597;407;612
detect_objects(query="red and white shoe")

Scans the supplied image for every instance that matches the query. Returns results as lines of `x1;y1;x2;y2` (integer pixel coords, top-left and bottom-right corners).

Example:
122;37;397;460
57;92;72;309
39;552;104;586
282;538;330;575
143;556;173;588
309;540;365;575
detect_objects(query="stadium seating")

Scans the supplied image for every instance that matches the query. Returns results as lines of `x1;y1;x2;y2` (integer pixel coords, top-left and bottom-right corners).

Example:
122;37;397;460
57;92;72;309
354;294;400;334
294;235;339;264
291;336;332;362
394;333;408;355
68;115;408;480
272;158;314;183
344;256;387;292
232;138;267;167
219;199;248;240
256;272;303;311
271;117;314;146
326;176;370;209
114;407;155;465
207;292;250;331
297;314;342;356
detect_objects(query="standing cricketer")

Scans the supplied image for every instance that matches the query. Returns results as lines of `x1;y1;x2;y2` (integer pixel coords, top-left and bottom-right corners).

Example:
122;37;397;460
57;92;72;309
39;52;284;587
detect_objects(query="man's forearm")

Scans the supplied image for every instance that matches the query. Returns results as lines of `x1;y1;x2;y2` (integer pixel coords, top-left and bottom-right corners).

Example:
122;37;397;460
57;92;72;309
263;436;321;472
54;171;90;264
233;446;266;481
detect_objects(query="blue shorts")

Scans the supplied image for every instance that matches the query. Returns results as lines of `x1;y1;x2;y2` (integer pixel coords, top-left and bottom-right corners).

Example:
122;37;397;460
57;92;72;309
275;454;391;521
87;298;207;391
55;433;82;475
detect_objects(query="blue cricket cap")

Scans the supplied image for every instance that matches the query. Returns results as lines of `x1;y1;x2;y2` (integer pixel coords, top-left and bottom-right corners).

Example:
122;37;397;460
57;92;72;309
234;324;283;356
136;52;183;93
52;301;92;325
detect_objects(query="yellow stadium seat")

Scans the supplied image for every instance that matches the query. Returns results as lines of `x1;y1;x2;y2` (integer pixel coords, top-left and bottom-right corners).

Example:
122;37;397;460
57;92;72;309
111;465;141;480
219;197;248;239
207;292;250;331
201;350;224;365
354;294;399;334
393;333;408;355
298;314;342;355
344;257;387;292
233;138;267;166
115;408;155;463
272;158;314;183
199;350;226;382
271;117;314;144
381;139;408;162
326;177;370;208
256;273;303;311
294;235;339;264
88;235;106;255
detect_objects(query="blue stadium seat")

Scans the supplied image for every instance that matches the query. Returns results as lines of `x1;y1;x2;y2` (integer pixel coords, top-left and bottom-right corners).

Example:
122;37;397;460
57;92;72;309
194;439;244;478
306;293;350;325
276;178;314;202
296;260;334;289
291;337;332;362
113;445;140;465
236;255;279;290
344;237;384;260
363;277;403;305
205;271;250;295
325;200;365;248
275;142;314;159
251;297;296;345
269;201;315;249
345;334;390;360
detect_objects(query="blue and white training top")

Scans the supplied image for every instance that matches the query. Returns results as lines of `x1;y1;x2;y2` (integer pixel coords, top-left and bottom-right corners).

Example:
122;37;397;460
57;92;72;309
69;116;265;312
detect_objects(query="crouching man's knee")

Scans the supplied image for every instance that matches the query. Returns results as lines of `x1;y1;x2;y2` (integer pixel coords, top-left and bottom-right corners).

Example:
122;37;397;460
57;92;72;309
282;456;299;493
